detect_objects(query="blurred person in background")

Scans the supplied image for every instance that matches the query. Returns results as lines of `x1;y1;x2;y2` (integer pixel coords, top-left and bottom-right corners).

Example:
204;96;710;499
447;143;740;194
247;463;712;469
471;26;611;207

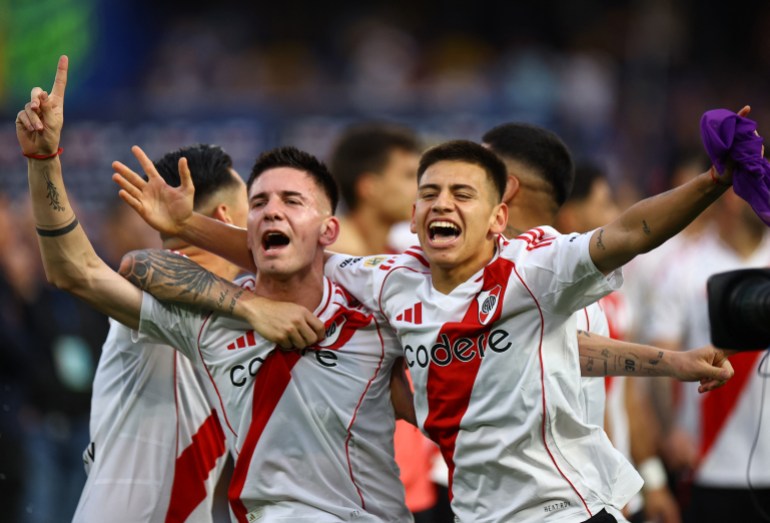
73;144;246;522
647;188;770;523
329;122;451;522
329;122;421;255
555;162;681;523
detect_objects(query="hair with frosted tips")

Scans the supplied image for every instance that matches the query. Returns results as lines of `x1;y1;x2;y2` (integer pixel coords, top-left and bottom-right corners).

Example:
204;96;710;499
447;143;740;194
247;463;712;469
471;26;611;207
248;146;339;214
153;143;240;212
417;140;508;202
482;123;574;207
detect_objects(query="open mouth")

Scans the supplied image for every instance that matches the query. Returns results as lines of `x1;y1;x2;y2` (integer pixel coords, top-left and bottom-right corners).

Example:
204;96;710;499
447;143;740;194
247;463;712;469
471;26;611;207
262;231;290;251
428;220;461;243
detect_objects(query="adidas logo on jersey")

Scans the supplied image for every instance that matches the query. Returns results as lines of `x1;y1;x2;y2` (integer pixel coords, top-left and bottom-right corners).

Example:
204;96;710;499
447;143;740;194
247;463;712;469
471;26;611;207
227;331;257;351
396;302;423;324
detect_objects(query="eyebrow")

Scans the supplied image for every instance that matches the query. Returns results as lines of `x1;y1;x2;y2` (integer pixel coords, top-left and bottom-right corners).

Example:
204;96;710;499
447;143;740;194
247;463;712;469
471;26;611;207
249;190;307;202
418;183;478;193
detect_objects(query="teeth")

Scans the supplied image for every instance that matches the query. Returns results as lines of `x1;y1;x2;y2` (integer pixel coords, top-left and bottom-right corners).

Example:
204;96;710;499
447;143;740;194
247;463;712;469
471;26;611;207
429;221;459;231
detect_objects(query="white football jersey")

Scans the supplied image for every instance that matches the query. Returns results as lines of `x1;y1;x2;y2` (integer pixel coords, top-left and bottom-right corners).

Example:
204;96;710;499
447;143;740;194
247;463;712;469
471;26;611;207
326;227;642;523
73;319;227;523
647;230;770;487
137;276;411;522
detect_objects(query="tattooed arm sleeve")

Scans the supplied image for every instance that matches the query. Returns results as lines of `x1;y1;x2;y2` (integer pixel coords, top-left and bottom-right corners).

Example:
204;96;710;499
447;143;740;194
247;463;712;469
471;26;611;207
120;249;327;348
119;249;247;316
576;330;733;386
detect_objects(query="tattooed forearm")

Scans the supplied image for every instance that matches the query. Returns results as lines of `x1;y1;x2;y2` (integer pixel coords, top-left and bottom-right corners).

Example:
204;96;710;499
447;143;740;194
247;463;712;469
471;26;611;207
642;220;651;235
595;229;606;250
228;289;244;315
579;345;667;377
119;249;245;314
42;166;65;212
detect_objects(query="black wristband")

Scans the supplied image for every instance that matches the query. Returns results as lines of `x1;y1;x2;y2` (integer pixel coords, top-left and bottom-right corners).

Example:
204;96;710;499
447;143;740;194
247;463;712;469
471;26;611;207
36;218;79;237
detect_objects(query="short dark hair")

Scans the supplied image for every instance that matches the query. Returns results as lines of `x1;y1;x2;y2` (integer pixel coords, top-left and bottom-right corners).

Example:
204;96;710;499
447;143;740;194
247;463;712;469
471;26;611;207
567;162;606;203
248;146;339;214
330;123;421;210
482;123;574;207
417;140;507;202
153;144;240;211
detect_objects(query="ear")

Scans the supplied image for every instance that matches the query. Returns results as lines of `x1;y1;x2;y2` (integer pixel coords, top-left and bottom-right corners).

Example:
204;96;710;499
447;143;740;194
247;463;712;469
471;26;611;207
409;203;417;234
489;202;508;235
356;173;377;204
211;203;234;224
502;174;520;204
319;216;340;247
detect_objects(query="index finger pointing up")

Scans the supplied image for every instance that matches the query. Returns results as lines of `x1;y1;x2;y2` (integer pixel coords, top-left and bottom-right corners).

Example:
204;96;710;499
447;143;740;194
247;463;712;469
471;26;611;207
51;55;68;99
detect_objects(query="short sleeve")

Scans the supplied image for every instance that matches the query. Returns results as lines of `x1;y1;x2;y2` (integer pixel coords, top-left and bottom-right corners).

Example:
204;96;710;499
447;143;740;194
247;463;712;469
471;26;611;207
324;253;386;311
509;227;623;315
133;292;202;360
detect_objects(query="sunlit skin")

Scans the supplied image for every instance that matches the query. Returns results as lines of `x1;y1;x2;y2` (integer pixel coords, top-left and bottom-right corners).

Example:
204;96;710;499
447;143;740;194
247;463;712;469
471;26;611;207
410;161;507;294
247;167;339;305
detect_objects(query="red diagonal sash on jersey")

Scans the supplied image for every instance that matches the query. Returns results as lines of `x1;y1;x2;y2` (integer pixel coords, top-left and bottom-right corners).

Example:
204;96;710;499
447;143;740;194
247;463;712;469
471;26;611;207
229;349;301;522
699;350;762;462
422;257;514;499
228;307;375;521
165;410;226;522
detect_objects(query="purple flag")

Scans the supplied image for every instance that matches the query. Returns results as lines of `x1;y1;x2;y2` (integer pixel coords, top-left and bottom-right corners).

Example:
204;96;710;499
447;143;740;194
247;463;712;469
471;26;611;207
701;109;770;226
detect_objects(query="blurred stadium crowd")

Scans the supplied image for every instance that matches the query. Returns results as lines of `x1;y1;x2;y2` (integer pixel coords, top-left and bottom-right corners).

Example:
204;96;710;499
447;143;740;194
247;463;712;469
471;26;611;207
2;0;770;522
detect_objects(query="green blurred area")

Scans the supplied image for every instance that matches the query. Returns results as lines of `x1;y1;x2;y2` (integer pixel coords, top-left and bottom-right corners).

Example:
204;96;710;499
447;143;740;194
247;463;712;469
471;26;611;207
0;0;95;105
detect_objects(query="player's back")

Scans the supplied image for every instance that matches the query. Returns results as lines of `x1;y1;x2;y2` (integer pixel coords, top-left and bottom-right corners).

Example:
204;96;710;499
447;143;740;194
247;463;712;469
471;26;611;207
73;319;226;523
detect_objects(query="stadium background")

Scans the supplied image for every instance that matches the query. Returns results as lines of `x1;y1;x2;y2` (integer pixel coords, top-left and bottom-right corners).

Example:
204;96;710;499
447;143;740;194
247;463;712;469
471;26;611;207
1;0;770;521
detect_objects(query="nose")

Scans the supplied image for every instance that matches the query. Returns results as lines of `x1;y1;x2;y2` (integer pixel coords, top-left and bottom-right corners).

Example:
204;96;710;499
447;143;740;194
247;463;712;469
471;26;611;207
431;190;452;213
262;197;284;220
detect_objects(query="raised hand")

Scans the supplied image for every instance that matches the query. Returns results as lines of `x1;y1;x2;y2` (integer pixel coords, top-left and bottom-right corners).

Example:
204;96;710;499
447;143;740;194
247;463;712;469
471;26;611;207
712;105;753;186
15;55;68;156
112;145;195;236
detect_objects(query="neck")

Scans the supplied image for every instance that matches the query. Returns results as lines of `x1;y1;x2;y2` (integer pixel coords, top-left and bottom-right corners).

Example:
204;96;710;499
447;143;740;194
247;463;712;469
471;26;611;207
162;243;242;281
430;240;497;294
506;193;557;236
253;262;327;312
350;207;395;253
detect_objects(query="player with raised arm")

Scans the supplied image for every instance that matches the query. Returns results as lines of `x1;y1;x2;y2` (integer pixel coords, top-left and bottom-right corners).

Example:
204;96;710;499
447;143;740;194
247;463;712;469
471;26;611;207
16;56;413;522
116;127;743;523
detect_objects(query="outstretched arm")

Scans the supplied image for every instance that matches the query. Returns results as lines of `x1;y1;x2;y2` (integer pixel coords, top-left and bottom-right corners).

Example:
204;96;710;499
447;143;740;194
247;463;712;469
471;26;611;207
119;249;325;348
588;106;753;274
577;331;734;392
113;146;254;272
16;56;142;329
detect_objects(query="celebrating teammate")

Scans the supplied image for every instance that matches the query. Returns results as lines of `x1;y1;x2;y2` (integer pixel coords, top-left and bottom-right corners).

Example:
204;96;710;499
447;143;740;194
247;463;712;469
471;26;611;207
116;128;745;523
16;56;413;522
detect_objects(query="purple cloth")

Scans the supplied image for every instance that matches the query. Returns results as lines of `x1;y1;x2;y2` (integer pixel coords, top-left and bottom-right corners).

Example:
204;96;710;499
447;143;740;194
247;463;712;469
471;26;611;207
701;109;770;226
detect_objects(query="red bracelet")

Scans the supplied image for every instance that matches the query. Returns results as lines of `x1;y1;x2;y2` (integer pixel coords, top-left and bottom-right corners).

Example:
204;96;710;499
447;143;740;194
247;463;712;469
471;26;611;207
23;147;63;160
709;165;730;186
